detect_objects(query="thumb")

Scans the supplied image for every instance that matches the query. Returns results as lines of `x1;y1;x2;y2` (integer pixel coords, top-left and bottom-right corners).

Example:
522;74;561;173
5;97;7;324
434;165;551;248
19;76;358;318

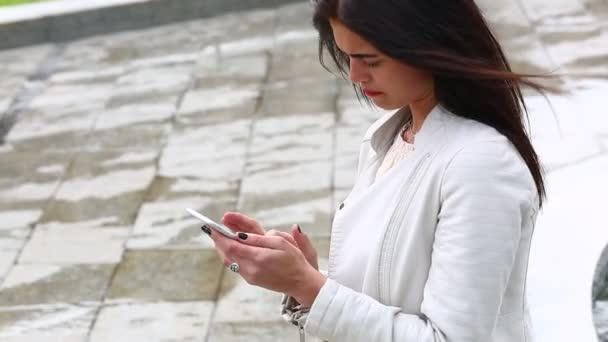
292;224;319;270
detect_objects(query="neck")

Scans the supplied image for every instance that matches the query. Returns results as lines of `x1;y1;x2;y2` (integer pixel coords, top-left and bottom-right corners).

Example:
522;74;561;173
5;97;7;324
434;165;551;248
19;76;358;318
408;93;438;133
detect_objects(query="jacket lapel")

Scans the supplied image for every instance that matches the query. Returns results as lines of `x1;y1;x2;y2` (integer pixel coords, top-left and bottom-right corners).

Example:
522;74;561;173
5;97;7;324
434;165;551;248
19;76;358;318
370;104;449;156
342;105;449;213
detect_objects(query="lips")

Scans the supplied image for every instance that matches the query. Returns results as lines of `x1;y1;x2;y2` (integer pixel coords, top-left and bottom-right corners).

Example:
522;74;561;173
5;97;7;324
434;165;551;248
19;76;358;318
363;89;383;97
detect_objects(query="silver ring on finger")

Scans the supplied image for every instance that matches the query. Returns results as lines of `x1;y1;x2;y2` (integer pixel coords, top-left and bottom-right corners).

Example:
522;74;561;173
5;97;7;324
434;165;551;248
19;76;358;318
228;262;240;273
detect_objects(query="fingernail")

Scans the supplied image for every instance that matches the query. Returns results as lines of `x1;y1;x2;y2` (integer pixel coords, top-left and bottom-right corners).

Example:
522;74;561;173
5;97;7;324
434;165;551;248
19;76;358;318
238;232;248;240
201;225;211;236
297;225;302;233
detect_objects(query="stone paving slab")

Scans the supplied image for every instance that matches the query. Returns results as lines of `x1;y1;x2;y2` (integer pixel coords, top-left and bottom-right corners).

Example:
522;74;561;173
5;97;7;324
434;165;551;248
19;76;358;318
5;82;113;152
0;251;18;283
0;0;607;341
107;249;223;302
89;301;214;342
0;303;98;342
19;223;128;264
259;79;339;117
0;263;114;306
206;322;296;342
128;196;221;249
40;150;157;225
0;0;306;50
0;44;52;77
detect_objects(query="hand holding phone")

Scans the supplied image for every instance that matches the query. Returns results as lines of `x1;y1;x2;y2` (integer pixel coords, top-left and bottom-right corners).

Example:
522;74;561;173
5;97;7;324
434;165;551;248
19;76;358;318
185;208;238;240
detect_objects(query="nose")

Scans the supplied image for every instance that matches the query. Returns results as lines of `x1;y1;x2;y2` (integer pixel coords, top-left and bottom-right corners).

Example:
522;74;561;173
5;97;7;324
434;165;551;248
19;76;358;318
348;58;370;84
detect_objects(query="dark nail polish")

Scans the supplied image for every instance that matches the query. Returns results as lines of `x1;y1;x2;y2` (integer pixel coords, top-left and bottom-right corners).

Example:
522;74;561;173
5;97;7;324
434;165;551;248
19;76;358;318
238;232;248;240
297;225;302;233
201;225;211;236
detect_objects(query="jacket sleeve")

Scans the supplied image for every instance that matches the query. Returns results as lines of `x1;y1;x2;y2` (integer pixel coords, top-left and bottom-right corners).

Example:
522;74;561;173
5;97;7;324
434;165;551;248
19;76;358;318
304;140;537;342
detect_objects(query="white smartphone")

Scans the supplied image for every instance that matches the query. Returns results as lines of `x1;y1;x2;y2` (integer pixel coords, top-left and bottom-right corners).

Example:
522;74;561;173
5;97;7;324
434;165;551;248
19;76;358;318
185;208;238;240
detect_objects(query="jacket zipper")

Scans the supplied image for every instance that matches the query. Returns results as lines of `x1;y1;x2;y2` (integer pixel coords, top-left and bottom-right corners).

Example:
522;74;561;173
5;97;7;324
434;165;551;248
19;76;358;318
377;152;432;303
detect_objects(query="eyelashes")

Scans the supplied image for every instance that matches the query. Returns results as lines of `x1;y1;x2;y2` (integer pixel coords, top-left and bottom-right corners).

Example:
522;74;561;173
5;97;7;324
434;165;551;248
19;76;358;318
343;54;382;68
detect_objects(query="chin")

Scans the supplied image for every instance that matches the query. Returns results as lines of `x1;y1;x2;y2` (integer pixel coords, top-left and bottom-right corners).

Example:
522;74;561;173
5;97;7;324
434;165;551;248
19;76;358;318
366;93;406;110
372;99;401;111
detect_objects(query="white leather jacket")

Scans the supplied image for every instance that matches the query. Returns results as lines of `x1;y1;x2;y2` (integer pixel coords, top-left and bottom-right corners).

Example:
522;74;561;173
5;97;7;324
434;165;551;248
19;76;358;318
284;104;539;342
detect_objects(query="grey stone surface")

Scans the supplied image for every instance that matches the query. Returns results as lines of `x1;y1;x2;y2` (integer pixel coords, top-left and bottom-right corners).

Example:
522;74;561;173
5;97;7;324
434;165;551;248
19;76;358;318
0;251;18;283
0;0;606;340
0;303;97;341
259;78;339;117
89;301;214;342
0;150;73;214
40;150;157;225
18;222;129;264
107;249;223;302
207;321;297;342
0;264;114;306
0;0;306;50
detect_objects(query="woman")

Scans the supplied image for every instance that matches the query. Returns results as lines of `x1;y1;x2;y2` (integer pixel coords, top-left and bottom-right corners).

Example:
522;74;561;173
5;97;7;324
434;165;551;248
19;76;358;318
207;0;549;341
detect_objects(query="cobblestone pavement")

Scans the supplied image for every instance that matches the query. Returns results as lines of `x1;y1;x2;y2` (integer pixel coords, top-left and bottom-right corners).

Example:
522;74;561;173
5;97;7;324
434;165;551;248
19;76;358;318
0;0;608;341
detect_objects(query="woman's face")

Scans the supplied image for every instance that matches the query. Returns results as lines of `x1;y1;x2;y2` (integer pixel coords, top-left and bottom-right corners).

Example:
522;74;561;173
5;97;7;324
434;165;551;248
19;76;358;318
330;19;434;110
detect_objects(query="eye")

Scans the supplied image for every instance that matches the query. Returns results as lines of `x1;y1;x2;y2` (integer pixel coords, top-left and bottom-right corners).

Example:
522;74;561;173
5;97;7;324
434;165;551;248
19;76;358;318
366;60;382;68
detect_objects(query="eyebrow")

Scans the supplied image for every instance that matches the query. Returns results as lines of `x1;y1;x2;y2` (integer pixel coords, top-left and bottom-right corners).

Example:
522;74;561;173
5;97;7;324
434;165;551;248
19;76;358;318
336;46;379;59
348;53;379;59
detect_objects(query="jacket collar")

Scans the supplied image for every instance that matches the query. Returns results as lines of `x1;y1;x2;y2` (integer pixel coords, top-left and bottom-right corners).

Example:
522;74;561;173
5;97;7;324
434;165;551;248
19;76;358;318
368;104;449;155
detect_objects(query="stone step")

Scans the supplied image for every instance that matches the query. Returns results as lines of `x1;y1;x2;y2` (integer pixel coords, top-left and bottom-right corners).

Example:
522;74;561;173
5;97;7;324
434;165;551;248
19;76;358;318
0;0;305;50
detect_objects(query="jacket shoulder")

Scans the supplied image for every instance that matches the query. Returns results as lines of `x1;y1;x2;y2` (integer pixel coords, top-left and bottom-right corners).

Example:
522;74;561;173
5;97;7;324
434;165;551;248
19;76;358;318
437;117;539;210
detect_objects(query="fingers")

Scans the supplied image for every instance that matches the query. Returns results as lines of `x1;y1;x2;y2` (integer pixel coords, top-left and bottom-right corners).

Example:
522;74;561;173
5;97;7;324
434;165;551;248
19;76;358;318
235;232;291;251
222;212;265;235
267;229;299;248
208;235;233;266
292;224;319;270
209;230;259;262
292;224;314;254
207;232;228;265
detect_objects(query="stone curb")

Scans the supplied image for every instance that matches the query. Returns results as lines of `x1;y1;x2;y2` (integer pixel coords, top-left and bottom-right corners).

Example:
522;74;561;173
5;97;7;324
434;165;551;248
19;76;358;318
0;0;305;50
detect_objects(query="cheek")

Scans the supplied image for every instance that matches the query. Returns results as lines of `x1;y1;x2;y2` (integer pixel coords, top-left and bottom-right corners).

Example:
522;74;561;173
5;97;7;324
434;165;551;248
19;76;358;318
381;64;432;100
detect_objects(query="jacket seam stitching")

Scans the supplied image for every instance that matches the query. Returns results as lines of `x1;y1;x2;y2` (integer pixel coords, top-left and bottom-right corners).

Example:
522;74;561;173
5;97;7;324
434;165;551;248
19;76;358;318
378;153;432;303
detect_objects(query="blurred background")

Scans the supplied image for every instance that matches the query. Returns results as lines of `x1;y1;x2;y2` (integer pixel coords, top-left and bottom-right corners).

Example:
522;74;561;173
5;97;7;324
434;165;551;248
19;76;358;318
0;0;607;341
595;247;608;341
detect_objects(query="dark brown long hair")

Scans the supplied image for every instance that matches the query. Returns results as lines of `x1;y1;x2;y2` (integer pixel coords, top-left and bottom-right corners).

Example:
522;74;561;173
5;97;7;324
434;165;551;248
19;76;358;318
312;0;549;207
